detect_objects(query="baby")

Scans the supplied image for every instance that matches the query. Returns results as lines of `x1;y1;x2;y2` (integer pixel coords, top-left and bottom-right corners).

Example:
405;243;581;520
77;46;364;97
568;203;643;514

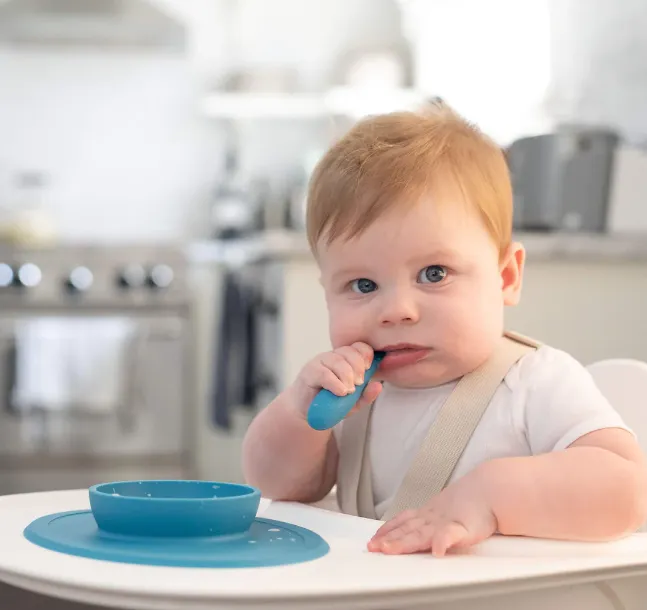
242;102;647;556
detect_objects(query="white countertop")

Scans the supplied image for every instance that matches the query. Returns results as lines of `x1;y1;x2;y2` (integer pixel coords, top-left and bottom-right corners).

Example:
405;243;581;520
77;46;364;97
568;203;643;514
187;230;314;266
187;230;647;266
2;490;647;610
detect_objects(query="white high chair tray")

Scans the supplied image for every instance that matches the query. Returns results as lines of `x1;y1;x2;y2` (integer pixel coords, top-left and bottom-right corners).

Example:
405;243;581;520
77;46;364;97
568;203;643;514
1;490;647;610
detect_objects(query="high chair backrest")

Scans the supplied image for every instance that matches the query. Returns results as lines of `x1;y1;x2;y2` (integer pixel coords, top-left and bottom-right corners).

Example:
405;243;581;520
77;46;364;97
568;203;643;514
587;358;647;532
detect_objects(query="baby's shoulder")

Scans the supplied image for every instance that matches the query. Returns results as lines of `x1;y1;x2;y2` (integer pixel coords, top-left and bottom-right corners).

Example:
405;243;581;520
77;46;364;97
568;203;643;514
503;343;592;395
499;342;630;453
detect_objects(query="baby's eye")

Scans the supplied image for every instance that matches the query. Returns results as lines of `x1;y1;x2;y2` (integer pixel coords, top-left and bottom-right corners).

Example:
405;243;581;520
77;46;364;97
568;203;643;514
418;265;447;284
351;278;377;294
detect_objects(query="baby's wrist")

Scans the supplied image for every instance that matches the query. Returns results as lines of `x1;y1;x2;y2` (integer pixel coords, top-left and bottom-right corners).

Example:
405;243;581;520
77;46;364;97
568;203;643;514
470;460;505;519
475;458;527;533
278;382;317;425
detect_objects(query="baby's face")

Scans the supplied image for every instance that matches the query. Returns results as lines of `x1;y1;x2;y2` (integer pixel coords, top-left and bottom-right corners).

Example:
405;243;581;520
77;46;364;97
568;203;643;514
318;198;522;388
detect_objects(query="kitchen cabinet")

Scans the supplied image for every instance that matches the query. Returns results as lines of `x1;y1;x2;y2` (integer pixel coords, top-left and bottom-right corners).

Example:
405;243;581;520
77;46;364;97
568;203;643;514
506;260;647;364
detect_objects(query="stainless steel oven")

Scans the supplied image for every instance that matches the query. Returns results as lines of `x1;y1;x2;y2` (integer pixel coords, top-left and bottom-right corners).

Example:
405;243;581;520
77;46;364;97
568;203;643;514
0;244;194;495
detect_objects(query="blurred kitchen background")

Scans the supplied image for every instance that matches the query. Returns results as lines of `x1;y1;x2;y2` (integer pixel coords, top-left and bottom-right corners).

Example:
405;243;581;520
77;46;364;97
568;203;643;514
0;0;646;494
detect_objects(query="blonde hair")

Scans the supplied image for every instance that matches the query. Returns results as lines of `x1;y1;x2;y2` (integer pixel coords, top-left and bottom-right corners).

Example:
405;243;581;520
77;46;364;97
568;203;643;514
306;101;513;259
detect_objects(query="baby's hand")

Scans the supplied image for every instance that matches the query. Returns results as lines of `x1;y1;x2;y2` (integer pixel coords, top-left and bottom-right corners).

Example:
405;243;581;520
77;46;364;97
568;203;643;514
289;342;383;420
367;471;497;557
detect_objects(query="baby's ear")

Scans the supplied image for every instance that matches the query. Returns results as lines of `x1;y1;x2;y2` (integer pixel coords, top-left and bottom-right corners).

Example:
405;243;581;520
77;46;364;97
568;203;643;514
500;242;525;306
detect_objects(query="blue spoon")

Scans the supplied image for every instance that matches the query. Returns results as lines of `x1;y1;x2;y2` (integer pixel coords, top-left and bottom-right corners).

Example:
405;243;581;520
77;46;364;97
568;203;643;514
306;351;385;431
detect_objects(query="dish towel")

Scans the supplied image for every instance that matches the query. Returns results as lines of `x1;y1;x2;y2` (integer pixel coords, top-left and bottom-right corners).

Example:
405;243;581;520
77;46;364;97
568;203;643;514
12;318;136;414
212;269;258;430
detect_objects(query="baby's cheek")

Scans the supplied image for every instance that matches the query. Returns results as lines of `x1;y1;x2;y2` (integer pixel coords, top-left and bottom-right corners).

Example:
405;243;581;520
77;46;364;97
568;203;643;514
328;305;363;349
433;298;496;362
329;320;356;349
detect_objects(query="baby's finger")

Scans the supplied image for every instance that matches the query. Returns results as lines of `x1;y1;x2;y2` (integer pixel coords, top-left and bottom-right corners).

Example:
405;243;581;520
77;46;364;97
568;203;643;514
350;342;375;368
375;520;438;555
368;513;425;552
371;509;418;541
319;353;356;392
304;366;353;397
430;522;470;557
333;346;369;384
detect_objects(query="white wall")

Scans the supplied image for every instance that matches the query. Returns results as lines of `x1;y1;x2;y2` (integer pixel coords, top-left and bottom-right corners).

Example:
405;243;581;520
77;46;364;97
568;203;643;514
3;0;646;242
546;0;647;146
401;0;647;148
0;0;404;242
398;0;553;145
0;50;223;241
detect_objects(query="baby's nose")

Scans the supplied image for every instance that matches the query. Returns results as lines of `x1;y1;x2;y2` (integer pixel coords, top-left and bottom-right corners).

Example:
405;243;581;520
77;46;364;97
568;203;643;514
379;293;420;326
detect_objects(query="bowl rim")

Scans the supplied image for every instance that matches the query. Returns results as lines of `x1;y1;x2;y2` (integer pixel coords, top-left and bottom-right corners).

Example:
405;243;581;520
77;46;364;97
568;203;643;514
89;480;261;503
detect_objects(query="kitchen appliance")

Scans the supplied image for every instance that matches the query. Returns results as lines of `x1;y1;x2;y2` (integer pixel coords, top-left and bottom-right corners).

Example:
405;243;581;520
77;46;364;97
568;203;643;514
507;127;620;232
606;143;647;233
210;147;261;240
0;171;58;246
0;244;194;495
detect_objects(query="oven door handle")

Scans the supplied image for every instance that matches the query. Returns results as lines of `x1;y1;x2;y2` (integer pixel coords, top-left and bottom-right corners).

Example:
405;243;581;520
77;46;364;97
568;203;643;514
0;333;17;415
119;327;147;431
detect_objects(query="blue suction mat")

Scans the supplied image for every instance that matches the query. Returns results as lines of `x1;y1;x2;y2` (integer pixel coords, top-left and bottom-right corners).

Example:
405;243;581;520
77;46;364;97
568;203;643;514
24;510;329;568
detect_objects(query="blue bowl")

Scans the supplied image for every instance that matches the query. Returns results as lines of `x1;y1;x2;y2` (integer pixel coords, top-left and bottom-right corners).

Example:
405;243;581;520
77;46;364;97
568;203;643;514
88;480;261;538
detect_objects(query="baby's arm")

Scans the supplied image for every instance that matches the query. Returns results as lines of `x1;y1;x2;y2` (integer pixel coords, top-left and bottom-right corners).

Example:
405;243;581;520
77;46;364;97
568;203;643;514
481;427;647;540
242;342;381;503
241;385;339;503
371;428;647;556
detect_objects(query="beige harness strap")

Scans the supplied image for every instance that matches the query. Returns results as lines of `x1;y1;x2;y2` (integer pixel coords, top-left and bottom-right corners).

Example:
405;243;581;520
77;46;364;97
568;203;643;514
337;401;377;519
338;331;540;520
382;332;538;519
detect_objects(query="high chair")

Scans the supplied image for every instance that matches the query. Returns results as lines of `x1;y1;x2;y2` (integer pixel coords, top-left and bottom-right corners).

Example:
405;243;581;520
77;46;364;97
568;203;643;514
587;358;647;534
1;358;647;610
587;358;647;455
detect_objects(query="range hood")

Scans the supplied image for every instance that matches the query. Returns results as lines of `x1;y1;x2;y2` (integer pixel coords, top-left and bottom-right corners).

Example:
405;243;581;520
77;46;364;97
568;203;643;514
0;0;187;52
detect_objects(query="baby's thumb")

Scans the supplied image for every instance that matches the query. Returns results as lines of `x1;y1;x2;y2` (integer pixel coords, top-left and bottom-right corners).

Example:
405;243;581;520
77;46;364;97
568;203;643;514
350;381;383;415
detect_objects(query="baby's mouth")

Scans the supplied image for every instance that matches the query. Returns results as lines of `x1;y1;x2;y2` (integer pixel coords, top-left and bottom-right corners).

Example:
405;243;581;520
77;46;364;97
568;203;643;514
378;345;431;370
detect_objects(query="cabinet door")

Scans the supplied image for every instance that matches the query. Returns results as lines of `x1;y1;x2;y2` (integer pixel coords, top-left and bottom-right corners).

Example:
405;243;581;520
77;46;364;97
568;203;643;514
505;262;647;364
281;259;330;386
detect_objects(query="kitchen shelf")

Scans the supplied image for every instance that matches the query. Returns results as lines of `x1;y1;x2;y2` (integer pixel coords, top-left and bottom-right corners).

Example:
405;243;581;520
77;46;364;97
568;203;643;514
202;87;426;120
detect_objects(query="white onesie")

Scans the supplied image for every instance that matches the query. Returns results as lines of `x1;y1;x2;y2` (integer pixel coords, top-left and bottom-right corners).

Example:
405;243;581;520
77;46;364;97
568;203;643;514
333;345;632;519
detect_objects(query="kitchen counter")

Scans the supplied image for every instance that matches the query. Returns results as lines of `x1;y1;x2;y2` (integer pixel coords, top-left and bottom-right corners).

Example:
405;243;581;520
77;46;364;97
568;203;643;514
186;230;314;266
518;232;647;262
186;230;647;266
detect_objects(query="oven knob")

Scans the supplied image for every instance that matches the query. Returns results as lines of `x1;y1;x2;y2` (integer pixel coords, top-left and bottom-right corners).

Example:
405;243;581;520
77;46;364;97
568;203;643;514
0;263;15;288
65;266;93;292
147;264;174;289
15;263;42;288
117;264;146;289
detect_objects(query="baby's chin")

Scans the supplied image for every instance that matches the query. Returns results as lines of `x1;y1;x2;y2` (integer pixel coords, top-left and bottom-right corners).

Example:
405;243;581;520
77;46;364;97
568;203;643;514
379;359;465;389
